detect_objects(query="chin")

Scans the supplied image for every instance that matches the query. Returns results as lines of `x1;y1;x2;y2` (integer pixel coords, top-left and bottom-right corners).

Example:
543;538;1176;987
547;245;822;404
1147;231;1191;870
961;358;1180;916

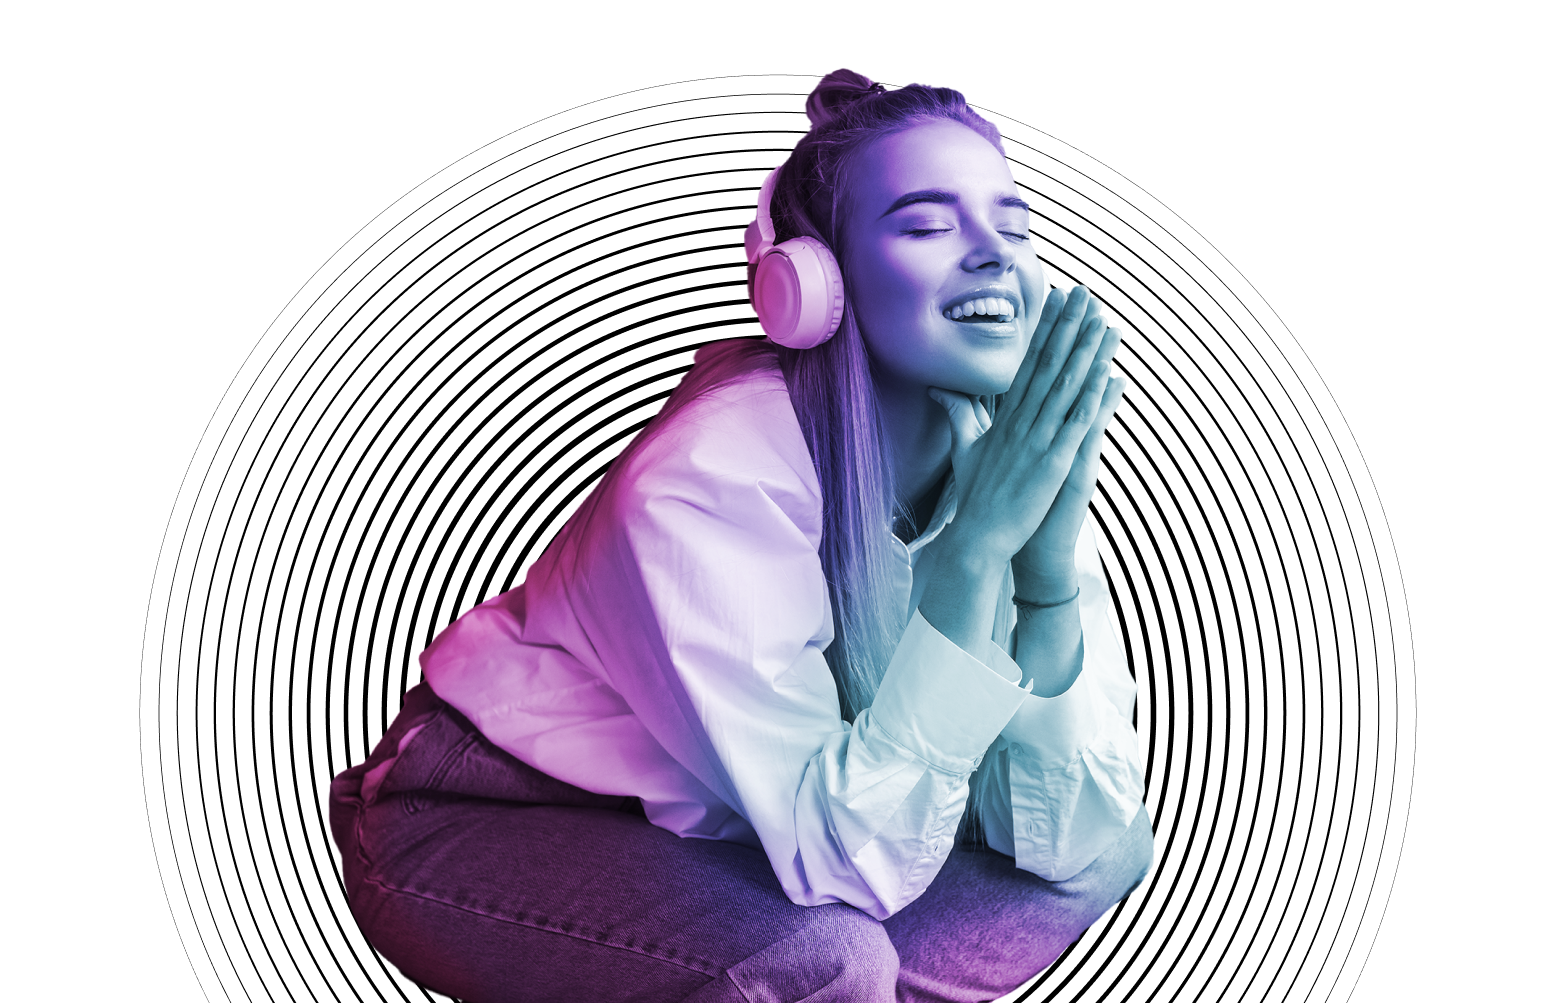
936;367;1017;398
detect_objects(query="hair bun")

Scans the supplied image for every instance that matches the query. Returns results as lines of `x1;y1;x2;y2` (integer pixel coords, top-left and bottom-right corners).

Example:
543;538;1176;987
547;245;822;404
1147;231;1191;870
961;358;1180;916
805;69;887;128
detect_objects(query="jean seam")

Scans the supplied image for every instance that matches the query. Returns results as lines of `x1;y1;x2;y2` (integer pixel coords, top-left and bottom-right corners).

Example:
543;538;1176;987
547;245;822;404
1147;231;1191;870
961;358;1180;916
425;730;478;789
355;869;727;978
349;799;377;882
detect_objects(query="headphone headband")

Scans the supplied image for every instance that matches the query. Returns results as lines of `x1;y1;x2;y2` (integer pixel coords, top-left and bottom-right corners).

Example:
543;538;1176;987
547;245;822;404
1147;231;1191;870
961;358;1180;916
753;166;778;250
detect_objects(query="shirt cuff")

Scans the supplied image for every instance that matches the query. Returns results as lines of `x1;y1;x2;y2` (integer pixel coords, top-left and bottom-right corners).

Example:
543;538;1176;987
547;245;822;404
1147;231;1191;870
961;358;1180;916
999;649;1106;769
867;610;1031;772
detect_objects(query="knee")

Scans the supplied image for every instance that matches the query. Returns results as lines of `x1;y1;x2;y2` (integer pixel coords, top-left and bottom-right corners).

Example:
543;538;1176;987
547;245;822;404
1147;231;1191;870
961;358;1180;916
835;908;899;972
784;905;899;994
808;904;898;968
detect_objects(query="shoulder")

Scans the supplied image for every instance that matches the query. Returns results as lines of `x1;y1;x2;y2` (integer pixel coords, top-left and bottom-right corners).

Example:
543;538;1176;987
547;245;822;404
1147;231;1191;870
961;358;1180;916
656;367;801;463
615;345;822;544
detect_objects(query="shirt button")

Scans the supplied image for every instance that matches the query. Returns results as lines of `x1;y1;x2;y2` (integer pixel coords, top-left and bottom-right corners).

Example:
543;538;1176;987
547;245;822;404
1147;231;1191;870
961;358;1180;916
1009;744;1024;757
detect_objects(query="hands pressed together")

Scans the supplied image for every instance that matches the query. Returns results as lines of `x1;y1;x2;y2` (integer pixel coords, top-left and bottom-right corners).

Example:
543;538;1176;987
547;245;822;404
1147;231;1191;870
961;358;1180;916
930;285;1125;595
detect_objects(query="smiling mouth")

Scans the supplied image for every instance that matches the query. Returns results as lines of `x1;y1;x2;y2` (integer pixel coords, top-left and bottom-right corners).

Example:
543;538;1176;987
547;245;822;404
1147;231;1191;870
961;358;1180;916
942;295;1017;323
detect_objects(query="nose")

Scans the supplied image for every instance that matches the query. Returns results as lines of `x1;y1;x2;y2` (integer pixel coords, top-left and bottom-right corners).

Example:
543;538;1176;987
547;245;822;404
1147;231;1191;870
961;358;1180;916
960;217;1017;274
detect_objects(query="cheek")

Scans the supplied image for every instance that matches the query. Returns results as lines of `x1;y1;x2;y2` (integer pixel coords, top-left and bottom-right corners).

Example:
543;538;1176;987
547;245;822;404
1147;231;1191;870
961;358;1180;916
878;250;927;299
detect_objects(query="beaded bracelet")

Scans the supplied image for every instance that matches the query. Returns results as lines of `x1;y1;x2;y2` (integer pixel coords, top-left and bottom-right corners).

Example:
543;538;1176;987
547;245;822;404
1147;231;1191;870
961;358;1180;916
1011;587;1080;620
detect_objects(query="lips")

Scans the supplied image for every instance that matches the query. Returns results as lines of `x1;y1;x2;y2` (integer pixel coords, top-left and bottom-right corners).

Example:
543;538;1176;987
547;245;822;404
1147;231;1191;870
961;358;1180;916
941;289;1018;323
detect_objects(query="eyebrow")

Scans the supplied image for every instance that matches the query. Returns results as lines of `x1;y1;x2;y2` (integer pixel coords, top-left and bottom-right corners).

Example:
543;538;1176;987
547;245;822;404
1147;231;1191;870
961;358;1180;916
879;189;1032;218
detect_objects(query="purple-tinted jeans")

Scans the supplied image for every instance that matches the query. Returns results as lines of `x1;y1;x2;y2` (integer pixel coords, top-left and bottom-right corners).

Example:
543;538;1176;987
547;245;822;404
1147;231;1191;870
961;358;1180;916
329;684;1152;1003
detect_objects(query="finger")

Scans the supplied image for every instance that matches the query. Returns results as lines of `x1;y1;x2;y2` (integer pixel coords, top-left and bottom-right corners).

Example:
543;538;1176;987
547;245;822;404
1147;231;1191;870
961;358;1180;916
1045;289;1100;372
975;393;997;435
1102;324;1123;356
1024;290;1102;422
1004;287;1068;415
972;396;992;434
1009;286;1088;419
1070;375;1126;483
1091;375;1127;438
1031;318;1116;445
1045;354;1114;463
1070;326;1120;416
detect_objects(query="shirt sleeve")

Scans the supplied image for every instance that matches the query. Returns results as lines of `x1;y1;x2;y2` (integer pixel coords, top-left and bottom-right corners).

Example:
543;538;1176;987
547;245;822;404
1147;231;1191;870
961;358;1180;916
974;518;1147;881
576;379;1031;920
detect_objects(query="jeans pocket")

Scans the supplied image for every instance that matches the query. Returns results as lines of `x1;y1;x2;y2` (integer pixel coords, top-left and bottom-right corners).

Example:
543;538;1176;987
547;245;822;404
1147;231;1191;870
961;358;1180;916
400;731;480;815
360;720;435;806
400;709;637;812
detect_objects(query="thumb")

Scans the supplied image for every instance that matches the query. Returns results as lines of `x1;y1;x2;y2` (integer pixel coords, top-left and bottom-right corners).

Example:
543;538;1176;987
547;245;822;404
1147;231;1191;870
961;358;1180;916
927;388;985;454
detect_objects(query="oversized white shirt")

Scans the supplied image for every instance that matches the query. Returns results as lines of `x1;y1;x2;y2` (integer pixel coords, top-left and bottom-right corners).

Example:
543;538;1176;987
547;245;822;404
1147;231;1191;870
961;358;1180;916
421;360;1145;921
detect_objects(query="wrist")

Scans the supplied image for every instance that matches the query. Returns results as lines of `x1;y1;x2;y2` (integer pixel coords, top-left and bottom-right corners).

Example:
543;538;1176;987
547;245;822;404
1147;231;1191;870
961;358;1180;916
935;521;1013;585
916;526;1007;656
1011;557;1077;605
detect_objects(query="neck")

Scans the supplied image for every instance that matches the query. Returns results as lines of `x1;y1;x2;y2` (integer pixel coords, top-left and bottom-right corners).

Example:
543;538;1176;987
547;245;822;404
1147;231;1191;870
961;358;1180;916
872;368;953;521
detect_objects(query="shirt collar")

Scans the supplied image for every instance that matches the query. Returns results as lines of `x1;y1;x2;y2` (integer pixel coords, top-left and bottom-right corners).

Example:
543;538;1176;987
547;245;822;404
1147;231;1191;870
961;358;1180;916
901;472;959;558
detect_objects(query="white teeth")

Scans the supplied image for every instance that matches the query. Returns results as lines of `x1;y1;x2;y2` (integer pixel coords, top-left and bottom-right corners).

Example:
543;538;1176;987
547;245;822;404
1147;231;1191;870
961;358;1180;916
944;296;1017;321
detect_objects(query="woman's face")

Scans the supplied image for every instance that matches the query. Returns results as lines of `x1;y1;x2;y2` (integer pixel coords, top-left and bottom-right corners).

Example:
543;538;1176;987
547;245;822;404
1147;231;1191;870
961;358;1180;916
840;119;1045;397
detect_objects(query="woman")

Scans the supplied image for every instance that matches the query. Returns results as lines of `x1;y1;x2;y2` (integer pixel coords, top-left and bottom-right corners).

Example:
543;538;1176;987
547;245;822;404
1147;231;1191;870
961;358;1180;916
330;70;1152;1003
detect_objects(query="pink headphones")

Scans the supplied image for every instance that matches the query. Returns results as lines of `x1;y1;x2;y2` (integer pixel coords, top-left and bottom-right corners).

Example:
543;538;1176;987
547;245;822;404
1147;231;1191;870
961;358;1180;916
744;166;845;349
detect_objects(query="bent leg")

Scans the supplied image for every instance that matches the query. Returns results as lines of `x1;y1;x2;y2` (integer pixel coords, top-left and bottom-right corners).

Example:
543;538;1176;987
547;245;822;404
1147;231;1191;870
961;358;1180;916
350;802;898;1003
331;687;898;1003
882;808;1154;1003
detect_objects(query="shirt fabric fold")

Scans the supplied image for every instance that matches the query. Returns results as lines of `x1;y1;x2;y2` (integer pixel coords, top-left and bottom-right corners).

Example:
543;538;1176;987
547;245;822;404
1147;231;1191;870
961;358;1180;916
422;362;1145;919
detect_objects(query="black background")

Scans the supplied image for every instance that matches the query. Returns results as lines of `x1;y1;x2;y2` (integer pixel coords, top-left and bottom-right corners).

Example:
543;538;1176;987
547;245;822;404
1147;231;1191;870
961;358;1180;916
297;56;1257;1001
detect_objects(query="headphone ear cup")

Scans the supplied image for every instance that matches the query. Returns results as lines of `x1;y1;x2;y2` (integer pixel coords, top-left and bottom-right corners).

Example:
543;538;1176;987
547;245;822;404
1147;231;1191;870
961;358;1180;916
751;236;845;349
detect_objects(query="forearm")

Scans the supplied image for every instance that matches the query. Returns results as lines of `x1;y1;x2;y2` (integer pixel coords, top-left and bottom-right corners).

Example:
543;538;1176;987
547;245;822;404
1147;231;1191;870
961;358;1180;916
910;529;1085;697
912;523;1007;662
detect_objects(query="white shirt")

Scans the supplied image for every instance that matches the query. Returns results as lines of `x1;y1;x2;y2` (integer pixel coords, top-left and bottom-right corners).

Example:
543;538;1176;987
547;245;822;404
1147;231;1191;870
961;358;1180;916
421;361;1145;921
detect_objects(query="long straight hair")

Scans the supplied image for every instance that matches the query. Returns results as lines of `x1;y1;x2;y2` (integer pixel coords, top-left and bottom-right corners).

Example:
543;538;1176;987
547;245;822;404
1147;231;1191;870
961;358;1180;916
591;72;1006;726
766;71;1006;723
584;72;1009;840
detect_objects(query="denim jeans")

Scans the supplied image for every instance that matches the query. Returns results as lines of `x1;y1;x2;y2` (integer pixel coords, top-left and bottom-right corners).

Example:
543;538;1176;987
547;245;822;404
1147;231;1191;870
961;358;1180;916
329;684;1152;1003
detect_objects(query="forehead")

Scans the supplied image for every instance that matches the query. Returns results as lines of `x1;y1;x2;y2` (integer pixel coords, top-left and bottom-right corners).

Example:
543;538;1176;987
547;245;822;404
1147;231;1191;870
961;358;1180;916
848;120;1016;209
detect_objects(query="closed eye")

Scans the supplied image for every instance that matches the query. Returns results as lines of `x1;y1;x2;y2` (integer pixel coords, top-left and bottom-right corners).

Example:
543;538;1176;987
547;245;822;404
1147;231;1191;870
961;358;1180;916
900;224;1028;239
